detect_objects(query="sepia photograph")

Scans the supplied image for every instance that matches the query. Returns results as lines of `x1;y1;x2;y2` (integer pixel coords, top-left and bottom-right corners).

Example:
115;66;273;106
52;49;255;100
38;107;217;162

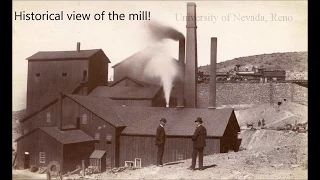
12;1;307;179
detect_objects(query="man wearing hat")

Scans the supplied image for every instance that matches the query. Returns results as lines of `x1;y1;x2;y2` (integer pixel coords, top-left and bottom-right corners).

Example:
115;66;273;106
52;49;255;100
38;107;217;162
188;117;207;171
155;118;167;167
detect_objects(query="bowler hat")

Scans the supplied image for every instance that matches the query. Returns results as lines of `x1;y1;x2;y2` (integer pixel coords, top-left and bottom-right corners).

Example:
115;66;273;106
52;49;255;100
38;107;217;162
160;118;167;123
195;117;203;122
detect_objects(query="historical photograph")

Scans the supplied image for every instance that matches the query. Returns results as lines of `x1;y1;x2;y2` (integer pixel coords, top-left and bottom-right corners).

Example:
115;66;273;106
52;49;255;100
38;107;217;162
12;1;307;179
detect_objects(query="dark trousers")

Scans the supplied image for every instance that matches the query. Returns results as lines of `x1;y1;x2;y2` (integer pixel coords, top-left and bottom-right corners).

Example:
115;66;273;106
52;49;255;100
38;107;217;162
157;144;165;165
191;147;204;169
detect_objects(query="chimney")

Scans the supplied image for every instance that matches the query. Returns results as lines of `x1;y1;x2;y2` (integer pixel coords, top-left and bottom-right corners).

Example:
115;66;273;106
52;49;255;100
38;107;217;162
184;2;198;108
176;38;185;108
208;37;217;109
77;42;80;52
57;92;63;131
76;117;80;129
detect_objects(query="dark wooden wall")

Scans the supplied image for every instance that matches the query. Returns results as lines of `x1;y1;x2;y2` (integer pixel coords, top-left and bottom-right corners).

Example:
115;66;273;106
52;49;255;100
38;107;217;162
16;130;63;170
26;60;89;113
119;135;220;167
88;51;109;91
63;141;95;174
21;96;118;168
21;102;59;134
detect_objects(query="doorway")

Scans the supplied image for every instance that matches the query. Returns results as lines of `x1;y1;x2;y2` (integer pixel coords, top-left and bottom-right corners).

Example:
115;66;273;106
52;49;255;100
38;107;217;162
24;152;30;169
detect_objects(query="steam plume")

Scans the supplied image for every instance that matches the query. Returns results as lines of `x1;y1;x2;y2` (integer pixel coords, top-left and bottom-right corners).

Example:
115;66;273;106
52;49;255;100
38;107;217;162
146;20;185;42
143;21;185;106
143;44;178;106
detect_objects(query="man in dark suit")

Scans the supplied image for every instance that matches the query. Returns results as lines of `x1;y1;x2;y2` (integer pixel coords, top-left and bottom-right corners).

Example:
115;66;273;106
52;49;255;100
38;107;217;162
188;117;207;171
155;118;167;167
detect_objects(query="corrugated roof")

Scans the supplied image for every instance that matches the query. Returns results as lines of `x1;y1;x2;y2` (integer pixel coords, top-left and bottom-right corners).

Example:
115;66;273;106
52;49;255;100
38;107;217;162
40;127;94;144
90;150;106;159
26;49;107;61
65;94;126;127
88;86;161;99
111;106;236;137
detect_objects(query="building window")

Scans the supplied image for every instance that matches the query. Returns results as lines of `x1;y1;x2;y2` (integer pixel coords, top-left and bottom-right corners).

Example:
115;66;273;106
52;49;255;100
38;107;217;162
46;112;51;123
62;73;68;77
95;133;100;140
23;128;29;134
39;152;45;163
36;73;40;77
82;114;88;124
82;70;88;81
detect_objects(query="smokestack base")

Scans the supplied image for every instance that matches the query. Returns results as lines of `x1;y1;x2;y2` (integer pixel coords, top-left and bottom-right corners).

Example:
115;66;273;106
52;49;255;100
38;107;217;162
166;104;169;108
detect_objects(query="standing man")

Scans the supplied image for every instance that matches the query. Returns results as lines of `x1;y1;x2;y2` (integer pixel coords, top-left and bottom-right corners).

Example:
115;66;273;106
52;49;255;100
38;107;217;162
188;117;207;171
155;118;167;167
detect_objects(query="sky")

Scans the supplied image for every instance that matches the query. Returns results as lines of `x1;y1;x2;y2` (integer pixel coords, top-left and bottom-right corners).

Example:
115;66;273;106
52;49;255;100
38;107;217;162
12;1;308;111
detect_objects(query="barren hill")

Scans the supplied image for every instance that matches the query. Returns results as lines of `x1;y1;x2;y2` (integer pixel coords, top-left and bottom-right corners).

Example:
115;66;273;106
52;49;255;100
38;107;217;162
199;51;308;80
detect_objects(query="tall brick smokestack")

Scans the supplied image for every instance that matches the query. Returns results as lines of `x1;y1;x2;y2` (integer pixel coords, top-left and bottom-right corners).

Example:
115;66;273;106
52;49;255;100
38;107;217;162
177;38;185;108
208;37;217;109
184;2;198;108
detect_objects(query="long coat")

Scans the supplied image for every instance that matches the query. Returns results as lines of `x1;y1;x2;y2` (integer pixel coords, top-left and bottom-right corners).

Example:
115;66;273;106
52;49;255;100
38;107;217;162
192;125;207;148
155;125;166;145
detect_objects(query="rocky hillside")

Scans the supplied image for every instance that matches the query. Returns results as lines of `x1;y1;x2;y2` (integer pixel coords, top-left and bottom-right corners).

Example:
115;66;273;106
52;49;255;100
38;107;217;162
199;51;308;80
12;109;26;122
12;109;25;134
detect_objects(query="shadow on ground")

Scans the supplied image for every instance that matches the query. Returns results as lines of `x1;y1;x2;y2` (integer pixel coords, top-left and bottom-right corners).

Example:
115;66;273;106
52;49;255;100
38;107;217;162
194;164;217;170
164;162;185;166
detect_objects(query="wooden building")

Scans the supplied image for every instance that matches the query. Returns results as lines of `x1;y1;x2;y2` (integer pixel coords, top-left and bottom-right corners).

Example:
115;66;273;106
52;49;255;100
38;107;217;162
14;127;95;174
25;42;110;113
16;93;240;172
89;150;106;173
116;107;240;167
88;76;178;107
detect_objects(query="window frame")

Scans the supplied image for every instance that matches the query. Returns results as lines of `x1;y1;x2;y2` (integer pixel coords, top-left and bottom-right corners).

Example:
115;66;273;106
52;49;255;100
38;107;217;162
39;152;45;163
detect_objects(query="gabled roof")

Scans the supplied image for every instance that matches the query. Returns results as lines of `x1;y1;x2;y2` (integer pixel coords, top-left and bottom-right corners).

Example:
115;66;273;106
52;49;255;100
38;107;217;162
109;76;151;87
90;150;106;159
15;127;94;144
65;94;126;128
40;127;93;144
62;95;238;137
88;86;161;100
112;107;238;137
21;81;84;122
111;46;178;68
26;49;110;62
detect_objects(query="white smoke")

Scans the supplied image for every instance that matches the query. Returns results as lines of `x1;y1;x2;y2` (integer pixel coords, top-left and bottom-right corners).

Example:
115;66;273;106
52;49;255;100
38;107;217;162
143;42;179;106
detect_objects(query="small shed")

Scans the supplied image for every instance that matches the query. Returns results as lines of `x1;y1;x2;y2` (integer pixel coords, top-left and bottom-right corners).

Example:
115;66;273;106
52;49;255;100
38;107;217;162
89;150;106;173
14;127;95;174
